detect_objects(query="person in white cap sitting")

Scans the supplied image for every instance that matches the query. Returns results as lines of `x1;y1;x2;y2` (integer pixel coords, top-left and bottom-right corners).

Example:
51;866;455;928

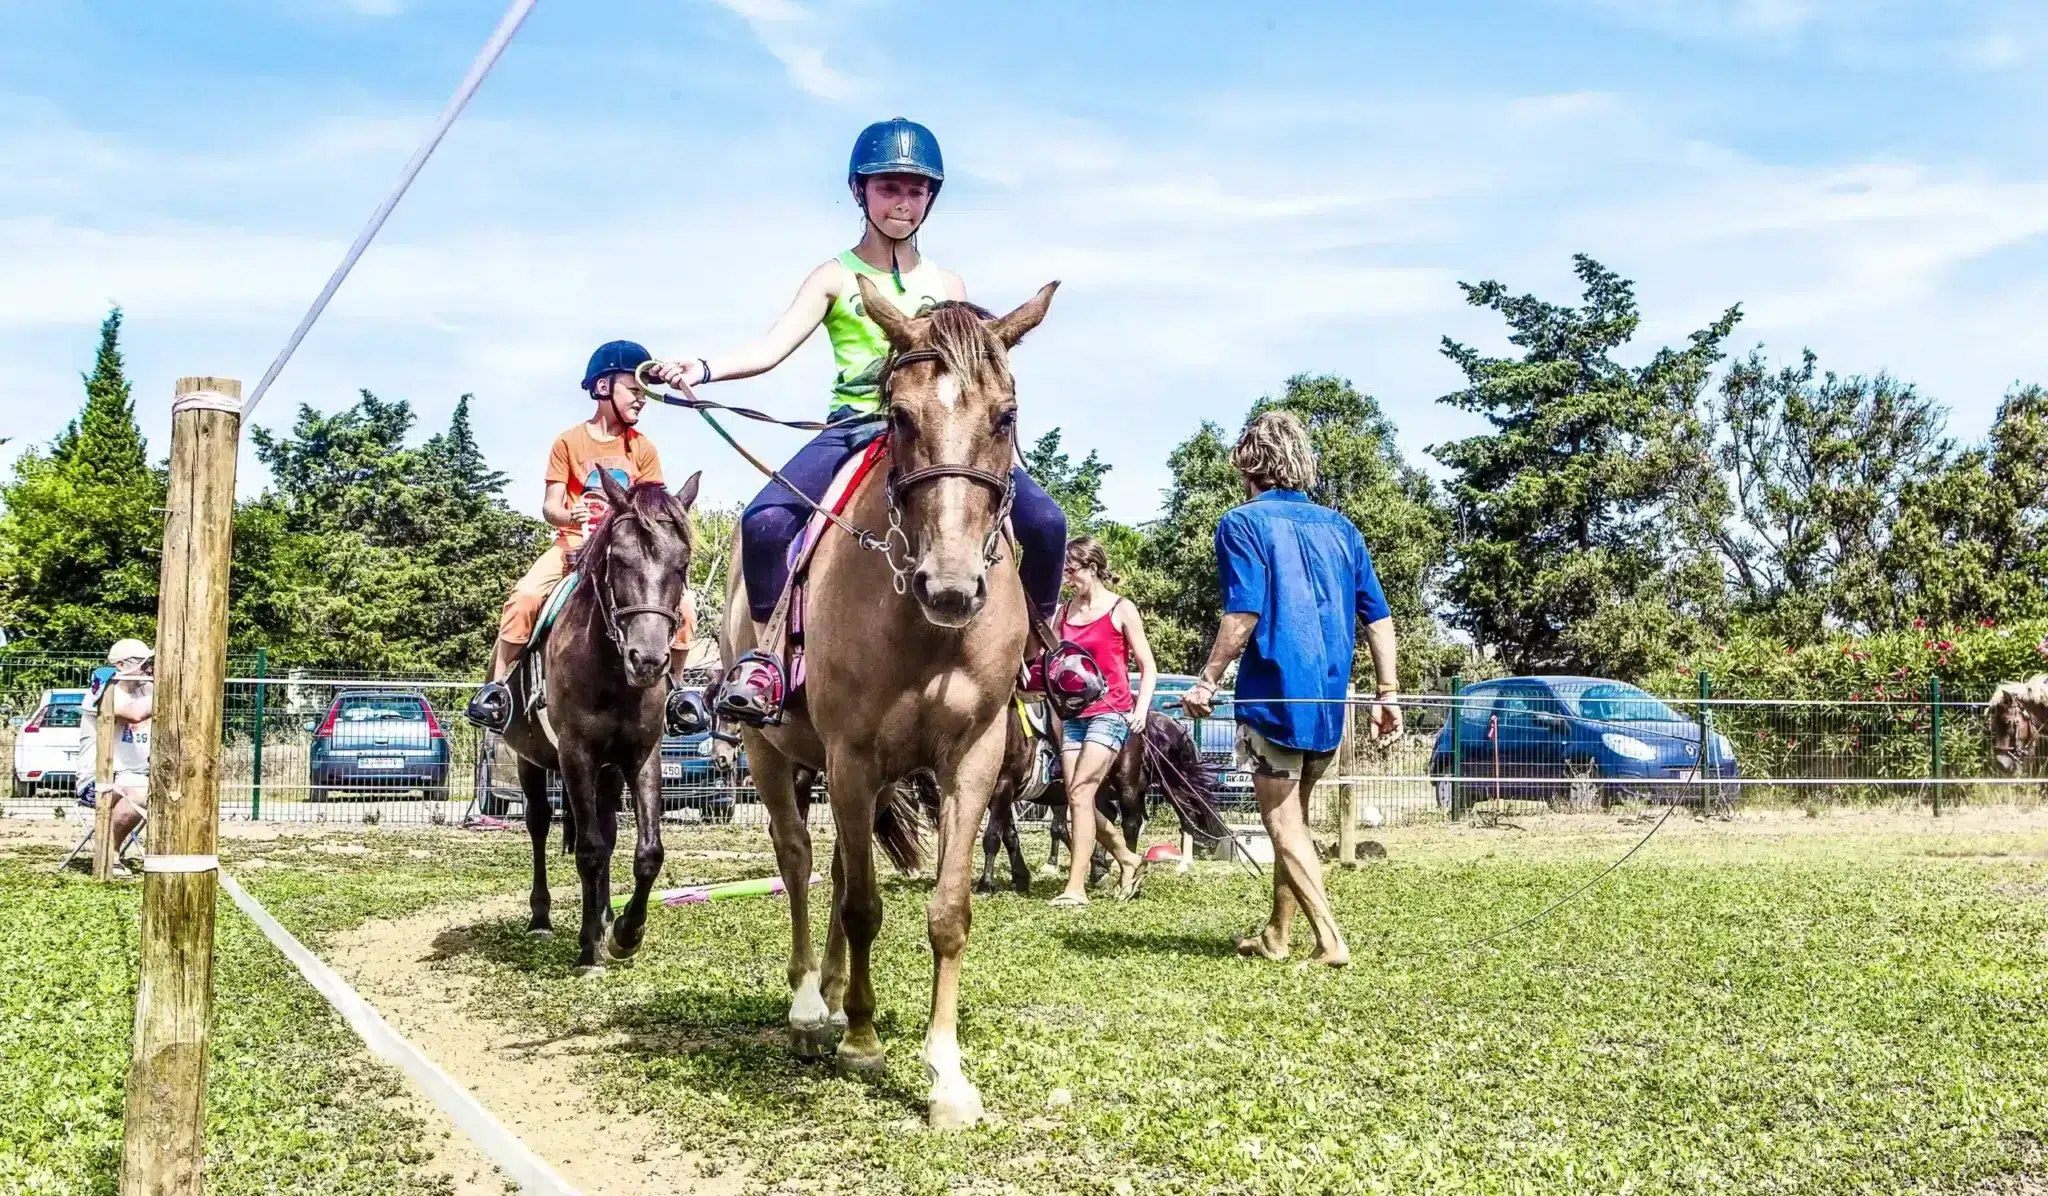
96;638;155;876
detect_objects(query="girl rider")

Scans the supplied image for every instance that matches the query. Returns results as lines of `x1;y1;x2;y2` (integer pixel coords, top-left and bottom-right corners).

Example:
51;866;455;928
649;118;1075;724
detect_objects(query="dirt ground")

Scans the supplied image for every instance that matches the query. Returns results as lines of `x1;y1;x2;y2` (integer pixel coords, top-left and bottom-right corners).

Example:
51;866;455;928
327;892;751;1196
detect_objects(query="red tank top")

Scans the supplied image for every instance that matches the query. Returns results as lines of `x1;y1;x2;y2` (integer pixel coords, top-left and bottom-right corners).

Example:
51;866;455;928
1057;597;1135;717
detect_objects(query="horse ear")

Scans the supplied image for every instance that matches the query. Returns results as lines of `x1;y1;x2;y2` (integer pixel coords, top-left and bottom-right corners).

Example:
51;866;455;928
989;281;1059;348
854;274;915;350
596;466;631;513
674;471;701;511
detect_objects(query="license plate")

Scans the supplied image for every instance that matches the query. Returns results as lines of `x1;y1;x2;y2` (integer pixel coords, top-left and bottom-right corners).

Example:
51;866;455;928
1226;771;1252;787
661;762;683;779
1672;769;1698;783
360;757;404;771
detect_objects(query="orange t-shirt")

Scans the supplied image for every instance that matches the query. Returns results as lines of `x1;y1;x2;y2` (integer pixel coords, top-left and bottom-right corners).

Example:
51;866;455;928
546;423;664;551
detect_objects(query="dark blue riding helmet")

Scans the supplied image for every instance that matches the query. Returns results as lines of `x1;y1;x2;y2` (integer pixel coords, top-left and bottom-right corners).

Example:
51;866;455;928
848;118;944;200
582;340;652;393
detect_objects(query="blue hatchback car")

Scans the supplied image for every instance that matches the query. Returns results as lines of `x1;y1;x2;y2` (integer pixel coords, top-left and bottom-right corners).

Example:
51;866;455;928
1428;677;1737;809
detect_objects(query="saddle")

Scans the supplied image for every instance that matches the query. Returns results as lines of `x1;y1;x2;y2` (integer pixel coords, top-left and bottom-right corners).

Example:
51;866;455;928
1013;697;1059;805
511;566;584;747
756;434;894;709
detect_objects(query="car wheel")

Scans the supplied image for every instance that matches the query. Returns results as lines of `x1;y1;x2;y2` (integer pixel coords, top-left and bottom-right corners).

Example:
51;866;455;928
1554;760;1600;813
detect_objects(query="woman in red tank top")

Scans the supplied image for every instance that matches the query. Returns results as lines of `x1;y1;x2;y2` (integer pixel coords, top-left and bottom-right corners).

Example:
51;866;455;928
1050;538;1159;906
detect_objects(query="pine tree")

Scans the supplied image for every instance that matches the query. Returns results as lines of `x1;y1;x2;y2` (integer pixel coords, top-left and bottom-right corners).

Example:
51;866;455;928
0;308;166;649
1432;256;1737;677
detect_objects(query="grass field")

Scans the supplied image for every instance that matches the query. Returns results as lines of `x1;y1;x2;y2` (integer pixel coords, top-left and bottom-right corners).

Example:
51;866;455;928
4;811;2048;1194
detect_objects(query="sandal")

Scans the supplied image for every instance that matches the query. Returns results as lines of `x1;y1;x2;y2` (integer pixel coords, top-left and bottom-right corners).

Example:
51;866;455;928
1049;892;1089;908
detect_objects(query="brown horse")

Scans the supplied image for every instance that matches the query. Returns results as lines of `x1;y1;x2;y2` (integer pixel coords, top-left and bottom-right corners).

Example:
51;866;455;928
498;471;700;975
1988;675;2048;774
976;705;1230;896
722;276;1058;1128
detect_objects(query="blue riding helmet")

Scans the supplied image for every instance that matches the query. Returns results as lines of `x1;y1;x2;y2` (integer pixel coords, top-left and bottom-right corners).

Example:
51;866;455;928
848;118;944;199
582;340;653;392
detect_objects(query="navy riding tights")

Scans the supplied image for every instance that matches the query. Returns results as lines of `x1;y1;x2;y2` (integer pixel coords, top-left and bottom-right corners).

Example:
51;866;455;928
740;416;1068;626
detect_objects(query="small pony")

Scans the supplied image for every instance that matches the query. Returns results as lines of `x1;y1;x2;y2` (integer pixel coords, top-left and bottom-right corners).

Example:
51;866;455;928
973;702;1230;897
1988;675;2048;775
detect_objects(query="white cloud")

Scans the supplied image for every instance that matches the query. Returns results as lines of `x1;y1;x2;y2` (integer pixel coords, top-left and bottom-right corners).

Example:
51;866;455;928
9;57;2048;525
702;0;859;101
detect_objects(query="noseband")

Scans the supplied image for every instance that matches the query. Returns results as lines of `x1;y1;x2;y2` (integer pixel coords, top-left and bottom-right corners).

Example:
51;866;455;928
594;506;681;655
874;348;1017;595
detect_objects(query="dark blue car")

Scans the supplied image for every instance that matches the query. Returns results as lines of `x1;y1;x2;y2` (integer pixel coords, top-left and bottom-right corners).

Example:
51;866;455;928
1428;677;1737;809
473;728;742;823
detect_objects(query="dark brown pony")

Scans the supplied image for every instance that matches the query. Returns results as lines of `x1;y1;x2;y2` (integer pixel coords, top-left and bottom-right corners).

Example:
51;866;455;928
976;706;1229;896
499;470;700;975
722;276;1057;1128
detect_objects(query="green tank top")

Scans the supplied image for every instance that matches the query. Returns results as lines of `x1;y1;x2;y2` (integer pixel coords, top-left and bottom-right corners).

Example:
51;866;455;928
823;249;950;415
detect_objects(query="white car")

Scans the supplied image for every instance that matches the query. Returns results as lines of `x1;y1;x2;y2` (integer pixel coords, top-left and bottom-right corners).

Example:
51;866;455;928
12;688;89;798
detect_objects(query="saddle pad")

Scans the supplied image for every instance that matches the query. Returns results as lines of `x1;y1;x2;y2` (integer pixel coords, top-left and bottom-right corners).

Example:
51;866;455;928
787;435;891;580
533;571;581;639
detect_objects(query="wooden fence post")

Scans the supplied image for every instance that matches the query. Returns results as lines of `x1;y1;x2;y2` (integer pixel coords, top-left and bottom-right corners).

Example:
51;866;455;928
92;680;120;880
121;377;241;1196
1336;688;1359;868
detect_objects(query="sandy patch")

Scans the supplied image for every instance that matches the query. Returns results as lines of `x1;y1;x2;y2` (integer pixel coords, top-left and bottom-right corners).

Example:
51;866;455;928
327;892;750;1196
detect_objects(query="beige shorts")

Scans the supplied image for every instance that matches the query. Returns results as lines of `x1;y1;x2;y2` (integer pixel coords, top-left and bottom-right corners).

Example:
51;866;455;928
1234;724;1335;782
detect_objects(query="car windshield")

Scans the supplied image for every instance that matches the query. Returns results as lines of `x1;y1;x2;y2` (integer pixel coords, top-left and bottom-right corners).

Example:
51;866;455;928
1574;684;1683;724
37;706;83;728
337;697;426;722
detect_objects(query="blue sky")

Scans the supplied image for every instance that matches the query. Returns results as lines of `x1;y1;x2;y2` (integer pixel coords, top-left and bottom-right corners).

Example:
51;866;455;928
6;0;2048;522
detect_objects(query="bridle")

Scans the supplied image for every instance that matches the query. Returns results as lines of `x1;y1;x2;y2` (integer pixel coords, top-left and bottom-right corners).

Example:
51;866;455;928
874;347;1017;595
592;504;682;657
1993;691;2042;771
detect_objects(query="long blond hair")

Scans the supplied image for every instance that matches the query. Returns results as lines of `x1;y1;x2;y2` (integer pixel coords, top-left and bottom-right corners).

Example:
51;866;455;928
1230;409;1317;492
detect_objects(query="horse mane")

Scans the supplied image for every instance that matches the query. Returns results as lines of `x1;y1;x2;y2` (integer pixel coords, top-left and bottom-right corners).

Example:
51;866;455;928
919;301;1007;391
576;481;686;571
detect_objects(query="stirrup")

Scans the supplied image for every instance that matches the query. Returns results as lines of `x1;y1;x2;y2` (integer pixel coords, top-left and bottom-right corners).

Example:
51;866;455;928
666;687;710;736
715;651;786;727
465;681;512;732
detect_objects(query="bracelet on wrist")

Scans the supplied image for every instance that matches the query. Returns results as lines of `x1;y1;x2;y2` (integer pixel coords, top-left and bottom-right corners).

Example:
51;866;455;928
697;357;713;385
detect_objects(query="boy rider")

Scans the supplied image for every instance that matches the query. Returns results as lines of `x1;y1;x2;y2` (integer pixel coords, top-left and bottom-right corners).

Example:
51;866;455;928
466;340;707;735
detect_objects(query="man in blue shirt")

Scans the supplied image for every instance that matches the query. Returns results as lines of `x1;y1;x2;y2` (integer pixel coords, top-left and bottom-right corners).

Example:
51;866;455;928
1183;411;1402;967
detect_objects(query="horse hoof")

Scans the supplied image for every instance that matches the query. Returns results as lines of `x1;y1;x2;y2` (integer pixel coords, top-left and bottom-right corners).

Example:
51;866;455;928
927;1078;985;1129
789;1019;842;1059
527;928;553;940
574;964;607;980
602;937;638;966
836;1050;888;1080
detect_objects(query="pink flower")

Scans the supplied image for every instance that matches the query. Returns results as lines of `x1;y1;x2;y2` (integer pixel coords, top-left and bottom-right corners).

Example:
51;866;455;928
1913;618;1926;629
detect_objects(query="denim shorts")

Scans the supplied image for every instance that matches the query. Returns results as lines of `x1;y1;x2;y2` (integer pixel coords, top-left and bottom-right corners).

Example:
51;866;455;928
1062;712;1132;753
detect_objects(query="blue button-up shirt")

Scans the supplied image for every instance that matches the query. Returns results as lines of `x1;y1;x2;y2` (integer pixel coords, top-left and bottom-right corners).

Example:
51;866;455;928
1215;490;1391;753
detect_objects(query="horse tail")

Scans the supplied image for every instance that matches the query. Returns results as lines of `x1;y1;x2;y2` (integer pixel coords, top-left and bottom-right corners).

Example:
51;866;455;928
875;775;938;875
1143;712;1230;846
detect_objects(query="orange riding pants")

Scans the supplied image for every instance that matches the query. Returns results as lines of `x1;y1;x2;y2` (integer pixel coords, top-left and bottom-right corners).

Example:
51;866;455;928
498;545;692;648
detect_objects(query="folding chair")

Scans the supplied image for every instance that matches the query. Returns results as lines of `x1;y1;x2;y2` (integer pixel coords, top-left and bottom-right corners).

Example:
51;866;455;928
55;785;146;875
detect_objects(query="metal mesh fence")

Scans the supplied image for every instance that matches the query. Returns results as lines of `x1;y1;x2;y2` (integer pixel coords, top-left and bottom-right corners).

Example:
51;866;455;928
6;654;2041;831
